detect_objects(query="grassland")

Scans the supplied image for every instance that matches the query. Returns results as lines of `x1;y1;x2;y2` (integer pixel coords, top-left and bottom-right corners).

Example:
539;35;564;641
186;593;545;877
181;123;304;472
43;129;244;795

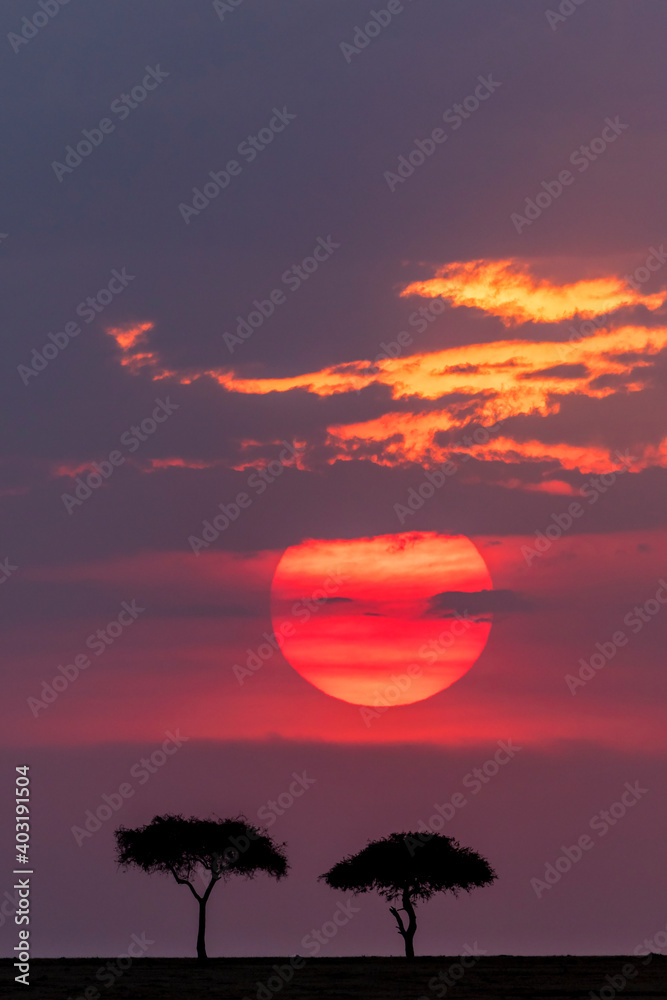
2;955;666;999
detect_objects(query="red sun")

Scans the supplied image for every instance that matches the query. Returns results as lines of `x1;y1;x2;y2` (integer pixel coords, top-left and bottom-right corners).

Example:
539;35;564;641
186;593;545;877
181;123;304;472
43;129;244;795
269;532;493;706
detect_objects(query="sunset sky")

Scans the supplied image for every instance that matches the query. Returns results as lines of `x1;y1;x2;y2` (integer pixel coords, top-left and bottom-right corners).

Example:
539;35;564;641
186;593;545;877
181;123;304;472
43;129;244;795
2;0;667;960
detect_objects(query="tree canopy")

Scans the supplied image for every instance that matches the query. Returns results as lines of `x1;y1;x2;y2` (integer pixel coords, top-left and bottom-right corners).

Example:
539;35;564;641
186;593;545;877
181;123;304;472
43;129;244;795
115;814;288;959
115;813;288;882
320;831;496;900
319;831;496;958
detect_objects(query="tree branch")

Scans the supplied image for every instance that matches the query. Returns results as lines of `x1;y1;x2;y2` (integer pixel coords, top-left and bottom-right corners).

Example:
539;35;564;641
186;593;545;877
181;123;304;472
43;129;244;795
169;867;202;902
389;905;407;938
202;874;220;903
401;889;417;938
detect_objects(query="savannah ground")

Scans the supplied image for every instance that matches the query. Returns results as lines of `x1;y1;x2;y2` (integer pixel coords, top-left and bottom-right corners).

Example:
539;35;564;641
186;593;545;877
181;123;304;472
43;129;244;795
2;956;666;999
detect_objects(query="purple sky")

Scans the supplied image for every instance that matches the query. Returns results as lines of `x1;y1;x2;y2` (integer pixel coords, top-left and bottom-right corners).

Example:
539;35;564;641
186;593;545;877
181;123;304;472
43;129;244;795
2;0;667;958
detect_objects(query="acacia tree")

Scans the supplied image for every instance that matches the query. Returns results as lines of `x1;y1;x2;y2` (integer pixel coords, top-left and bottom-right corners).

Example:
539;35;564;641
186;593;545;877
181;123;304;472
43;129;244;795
114;814;288;961
319;832;496;959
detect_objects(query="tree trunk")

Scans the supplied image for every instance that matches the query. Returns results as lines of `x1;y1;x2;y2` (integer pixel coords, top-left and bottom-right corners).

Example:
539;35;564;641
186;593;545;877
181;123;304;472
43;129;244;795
169;868;217;964
389;891;418;960
196;898;208;962
401;890;417;961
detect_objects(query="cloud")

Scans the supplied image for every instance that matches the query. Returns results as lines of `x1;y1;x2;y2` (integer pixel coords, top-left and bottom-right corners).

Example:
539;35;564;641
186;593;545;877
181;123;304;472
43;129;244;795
399;259;664;325
425;589;533;617
101;314;667;476
105;322;171;376
520;363;590;380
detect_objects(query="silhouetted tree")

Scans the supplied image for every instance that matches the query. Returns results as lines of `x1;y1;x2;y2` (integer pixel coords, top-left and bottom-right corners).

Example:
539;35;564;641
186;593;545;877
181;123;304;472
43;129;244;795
319;832;496;959
115;814;288;961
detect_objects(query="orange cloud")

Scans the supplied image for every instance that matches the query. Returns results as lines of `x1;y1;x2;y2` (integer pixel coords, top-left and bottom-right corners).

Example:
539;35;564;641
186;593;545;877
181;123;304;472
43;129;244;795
327;419;646;475
51;462;96;478
106;322;153;352
105;321;175;377
400;258;664;325
206;322;666;474
146;458;220;471
102;321;667;476
201;323;667;409
102;261;667;479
